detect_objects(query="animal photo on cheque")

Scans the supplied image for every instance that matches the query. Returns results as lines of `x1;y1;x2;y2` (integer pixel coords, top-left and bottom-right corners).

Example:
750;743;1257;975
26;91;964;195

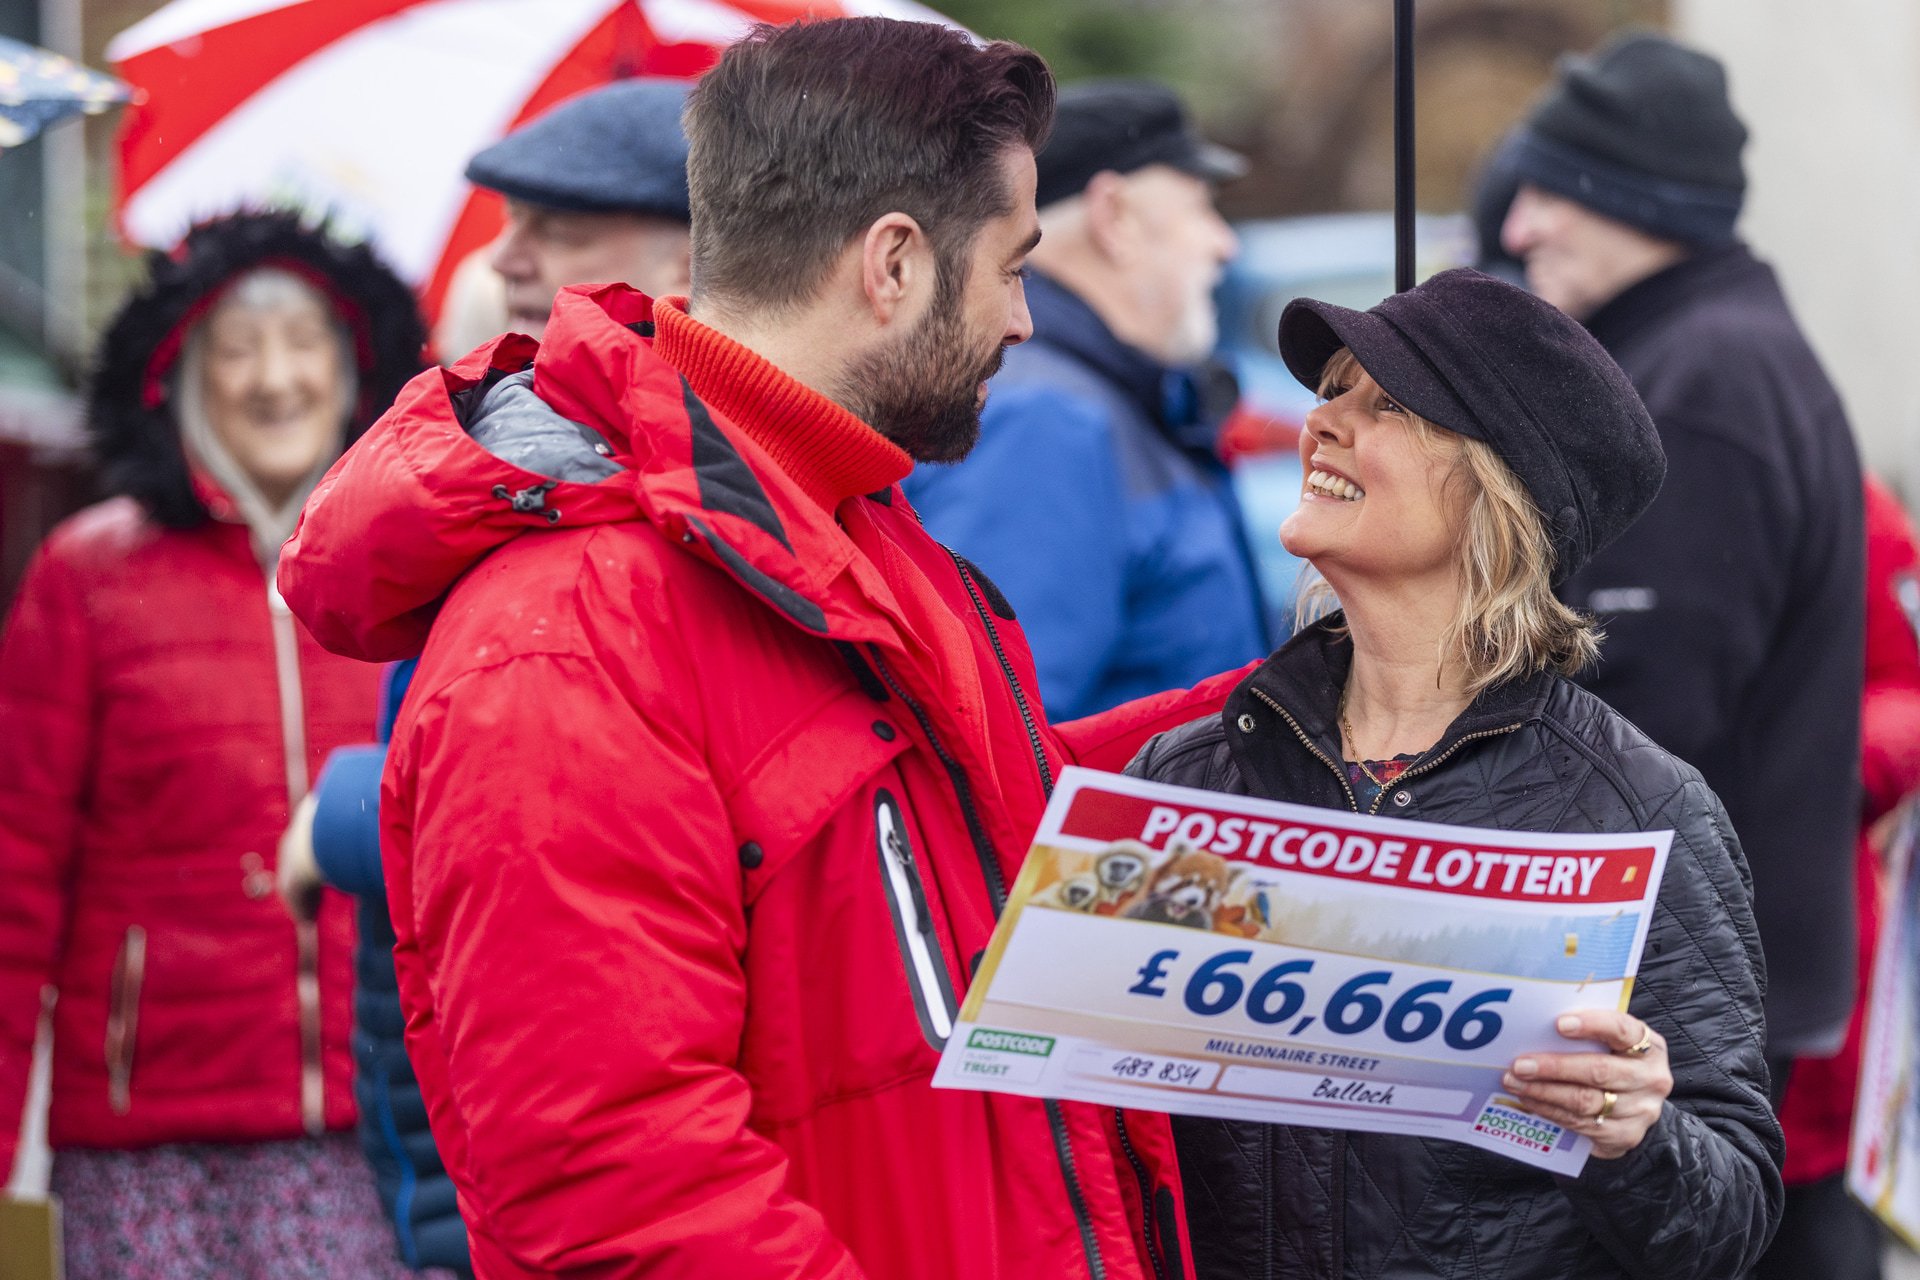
1028;841;1270;937
1030;841;1148;913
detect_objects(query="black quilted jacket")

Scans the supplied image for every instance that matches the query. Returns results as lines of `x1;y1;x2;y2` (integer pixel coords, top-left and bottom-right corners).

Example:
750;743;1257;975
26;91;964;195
1127;620;1783;1280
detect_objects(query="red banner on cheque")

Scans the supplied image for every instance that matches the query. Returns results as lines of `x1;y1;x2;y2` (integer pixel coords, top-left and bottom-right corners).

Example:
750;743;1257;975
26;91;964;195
1061;786;1655;905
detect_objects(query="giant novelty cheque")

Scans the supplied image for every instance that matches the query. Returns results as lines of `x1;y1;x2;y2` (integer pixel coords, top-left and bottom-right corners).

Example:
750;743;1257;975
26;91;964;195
1849;811;1920;1245
933;768;1672;1175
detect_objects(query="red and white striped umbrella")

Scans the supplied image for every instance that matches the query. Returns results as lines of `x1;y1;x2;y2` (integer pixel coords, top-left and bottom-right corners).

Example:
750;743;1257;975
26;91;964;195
108;0;954;320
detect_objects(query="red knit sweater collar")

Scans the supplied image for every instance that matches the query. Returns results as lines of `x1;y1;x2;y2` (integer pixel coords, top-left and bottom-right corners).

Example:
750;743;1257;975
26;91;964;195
652;296;911;512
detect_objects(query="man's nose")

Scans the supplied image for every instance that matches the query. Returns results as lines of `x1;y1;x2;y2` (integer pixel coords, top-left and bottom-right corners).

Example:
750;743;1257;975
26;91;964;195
1500;197;1536;258
1004;284;1034;348
490;227;532;280
1214;210;1240;263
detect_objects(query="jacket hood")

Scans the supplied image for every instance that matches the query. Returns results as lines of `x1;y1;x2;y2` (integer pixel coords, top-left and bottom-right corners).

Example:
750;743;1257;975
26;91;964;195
281;284;903;662
90;209;428;529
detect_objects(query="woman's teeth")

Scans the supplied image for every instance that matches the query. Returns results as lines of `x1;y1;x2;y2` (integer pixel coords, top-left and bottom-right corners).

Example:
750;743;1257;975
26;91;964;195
1308;469;1364;501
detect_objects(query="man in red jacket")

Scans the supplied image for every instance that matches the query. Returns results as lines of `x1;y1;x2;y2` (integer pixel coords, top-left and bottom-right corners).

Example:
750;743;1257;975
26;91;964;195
280;18;1248;1279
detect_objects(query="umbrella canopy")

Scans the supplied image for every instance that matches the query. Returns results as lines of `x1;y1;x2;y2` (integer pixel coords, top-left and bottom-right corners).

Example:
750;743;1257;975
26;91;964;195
0;35;133;149
108;0;954;320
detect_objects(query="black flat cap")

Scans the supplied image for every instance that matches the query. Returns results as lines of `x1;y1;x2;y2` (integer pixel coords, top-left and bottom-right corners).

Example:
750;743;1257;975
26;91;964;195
1036;79;1247;209
466;79;691;220
1278;268;1664;583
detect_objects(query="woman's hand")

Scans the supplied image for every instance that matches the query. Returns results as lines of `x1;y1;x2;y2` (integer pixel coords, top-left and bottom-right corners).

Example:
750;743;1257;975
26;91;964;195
1869;799;1912;864
277;791;323;923
1501;1009;1671;1160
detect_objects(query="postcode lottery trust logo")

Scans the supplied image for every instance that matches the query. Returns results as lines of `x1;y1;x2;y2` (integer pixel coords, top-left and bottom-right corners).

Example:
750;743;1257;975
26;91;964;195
967;1028;1056;1057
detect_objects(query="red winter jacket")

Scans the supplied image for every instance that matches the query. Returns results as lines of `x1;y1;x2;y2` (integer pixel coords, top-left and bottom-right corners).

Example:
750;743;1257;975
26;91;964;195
0;497;376;1176
1777;475;1920;1182
279;285;1249;1280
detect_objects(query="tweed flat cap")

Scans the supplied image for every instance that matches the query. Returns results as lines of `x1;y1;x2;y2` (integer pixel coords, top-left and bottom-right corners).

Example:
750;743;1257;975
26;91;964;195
466;79;691;220
1278;268;1665;583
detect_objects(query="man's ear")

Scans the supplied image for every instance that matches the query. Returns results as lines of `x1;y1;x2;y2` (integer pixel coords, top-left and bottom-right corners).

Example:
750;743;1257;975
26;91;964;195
1081;170;1136;266
858;212;930;326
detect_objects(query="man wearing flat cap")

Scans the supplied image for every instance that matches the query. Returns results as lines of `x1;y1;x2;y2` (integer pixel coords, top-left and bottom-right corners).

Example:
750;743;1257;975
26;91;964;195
1500;36;1866;1267
466;77;694;341
904;79;1267;721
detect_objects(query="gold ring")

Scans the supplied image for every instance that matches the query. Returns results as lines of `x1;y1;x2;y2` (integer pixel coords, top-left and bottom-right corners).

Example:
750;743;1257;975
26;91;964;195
1597;1090;1617;1122
1626;1027;1656;1057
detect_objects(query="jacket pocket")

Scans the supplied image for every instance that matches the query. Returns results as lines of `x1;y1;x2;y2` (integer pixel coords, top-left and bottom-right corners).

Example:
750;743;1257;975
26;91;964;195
729;686;910;900
104;925;147;1115
874;789;958;1050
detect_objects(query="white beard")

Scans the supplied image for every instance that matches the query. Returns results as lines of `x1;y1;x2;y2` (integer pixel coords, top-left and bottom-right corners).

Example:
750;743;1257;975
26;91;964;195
1161;276;1221;367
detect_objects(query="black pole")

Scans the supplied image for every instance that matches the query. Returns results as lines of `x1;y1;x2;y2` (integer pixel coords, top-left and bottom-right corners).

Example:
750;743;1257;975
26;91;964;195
1393;0;1415;293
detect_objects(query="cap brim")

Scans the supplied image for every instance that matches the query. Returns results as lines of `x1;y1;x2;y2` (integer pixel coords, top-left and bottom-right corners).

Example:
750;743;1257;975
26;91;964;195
1177;139;1248;185
464;155;689;219
1276;298;1484;443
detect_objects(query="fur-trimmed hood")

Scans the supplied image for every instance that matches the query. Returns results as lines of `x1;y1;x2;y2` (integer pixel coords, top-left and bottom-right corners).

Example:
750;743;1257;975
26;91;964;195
89;209;428;528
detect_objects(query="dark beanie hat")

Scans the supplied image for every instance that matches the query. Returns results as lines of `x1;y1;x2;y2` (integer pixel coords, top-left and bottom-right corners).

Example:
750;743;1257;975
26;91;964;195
1510;31;1747;246
1277;268;1665;584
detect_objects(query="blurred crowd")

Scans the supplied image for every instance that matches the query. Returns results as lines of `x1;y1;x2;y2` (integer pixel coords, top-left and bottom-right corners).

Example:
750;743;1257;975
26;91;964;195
0;14;1912;1280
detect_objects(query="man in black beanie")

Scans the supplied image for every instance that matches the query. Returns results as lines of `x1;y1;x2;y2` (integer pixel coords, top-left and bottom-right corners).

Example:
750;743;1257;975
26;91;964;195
1502;32;1869;1279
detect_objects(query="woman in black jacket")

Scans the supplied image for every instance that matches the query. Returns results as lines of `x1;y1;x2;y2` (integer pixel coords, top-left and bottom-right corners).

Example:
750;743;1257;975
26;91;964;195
1131;269;1781;1279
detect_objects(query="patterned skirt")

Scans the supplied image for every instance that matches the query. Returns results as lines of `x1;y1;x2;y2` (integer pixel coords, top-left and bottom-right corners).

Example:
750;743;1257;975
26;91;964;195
50;1133;453;1280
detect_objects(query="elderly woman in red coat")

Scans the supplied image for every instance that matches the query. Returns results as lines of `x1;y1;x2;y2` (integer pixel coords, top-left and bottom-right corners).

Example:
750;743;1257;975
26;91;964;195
0;211;429;1277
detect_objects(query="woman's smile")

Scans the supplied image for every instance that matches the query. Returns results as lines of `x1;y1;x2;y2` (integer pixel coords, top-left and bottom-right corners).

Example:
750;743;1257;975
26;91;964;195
1305;465;1365;502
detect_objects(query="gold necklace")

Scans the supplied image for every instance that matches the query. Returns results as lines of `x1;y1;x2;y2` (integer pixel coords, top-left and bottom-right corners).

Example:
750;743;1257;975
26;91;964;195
1338;687;1389;788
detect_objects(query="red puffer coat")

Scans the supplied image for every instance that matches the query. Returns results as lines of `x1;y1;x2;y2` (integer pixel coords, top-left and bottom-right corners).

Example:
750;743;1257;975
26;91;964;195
0;496;377;1176
279;284;1249;1280
1777;475;1920;1181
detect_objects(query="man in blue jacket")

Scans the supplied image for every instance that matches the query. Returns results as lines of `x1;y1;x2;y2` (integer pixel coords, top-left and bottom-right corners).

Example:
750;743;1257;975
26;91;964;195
903;80;1269;720
275;78;694;1276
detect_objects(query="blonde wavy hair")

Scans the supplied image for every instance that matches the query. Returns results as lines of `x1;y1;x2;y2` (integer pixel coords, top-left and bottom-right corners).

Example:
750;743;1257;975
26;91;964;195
1298;349;1600;695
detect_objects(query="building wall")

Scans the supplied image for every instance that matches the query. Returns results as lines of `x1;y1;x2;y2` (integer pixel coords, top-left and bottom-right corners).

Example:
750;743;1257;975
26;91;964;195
1675;0;1920;494
1208;0;1667;221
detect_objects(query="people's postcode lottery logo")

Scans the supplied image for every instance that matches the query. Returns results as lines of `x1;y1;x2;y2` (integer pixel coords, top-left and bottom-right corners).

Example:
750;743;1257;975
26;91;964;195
1471;1099;1564;1154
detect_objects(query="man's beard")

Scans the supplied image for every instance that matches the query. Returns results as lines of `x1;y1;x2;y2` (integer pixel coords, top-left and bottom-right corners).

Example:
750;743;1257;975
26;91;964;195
842;265;1006;464
1160;269;1221;367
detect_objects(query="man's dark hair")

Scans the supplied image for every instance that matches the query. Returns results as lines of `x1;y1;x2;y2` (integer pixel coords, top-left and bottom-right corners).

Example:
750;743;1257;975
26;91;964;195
684;18;1054;313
